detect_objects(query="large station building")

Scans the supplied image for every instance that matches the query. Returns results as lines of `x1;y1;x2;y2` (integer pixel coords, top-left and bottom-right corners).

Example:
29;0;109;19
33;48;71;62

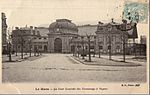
48;19;78;53
12;19;140;55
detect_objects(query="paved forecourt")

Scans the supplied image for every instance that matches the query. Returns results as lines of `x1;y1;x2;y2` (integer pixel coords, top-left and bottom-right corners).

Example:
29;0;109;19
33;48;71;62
2;54;146;83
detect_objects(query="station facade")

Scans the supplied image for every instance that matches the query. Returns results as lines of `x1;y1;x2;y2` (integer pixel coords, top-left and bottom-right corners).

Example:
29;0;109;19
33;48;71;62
11;19;139;55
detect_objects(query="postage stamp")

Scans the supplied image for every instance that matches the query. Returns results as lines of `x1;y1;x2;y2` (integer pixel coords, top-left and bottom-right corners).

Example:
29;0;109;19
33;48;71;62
123;1;148;23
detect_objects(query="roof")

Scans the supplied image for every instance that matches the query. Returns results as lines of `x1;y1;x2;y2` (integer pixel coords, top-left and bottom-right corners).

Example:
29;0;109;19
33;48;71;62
127;23;138;39
36;21;138;39
32;37;48;43
49;19;78;31
77;25;97;35
98;22;121;27
36;27;49;36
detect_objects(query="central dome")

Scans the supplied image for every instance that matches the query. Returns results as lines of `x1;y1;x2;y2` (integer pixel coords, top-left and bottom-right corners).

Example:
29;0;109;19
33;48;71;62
49;19;78;31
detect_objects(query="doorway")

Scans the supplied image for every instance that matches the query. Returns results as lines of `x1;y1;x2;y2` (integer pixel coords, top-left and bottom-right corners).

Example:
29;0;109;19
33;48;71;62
54;38;62;53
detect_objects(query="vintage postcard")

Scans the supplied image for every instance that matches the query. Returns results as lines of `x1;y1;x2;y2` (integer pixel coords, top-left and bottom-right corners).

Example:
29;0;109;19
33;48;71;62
0;0;149;94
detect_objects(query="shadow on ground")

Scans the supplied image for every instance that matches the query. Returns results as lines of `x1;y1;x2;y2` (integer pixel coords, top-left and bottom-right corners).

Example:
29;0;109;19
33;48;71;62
71;56;142;67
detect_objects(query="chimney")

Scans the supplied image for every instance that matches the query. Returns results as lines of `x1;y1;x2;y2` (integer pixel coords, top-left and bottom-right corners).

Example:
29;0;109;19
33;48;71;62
15;27;19;30
111;18;114;23
37;31;40;36
30;26;33;29
34;27;37;29
98;21;103;24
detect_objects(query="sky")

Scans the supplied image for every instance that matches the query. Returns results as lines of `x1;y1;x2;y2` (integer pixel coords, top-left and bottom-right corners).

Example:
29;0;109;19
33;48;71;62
0;0;149;42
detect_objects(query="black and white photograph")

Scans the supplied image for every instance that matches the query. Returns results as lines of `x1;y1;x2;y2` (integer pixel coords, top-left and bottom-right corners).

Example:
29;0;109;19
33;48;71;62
0;0;149;94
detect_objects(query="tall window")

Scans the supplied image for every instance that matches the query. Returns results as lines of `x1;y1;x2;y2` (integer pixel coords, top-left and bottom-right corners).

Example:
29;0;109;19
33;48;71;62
116;46;120;53
99;46;103;49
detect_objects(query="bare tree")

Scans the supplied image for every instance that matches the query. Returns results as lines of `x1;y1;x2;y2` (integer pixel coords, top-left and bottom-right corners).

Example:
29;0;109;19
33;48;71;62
107;24;112;60
86;34;92;62
7;29;12;61
81;36;85;59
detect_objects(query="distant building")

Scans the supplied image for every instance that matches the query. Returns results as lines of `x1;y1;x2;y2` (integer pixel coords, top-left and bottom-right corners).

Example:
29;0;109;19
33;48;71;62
12;26;39;53
48;19;78;53
78;24;97;36
1;12;8;54
140;35;146;44
31;27;49;53
75;20;130;55
95;20;129;54
127;35;147;56
11;19;141;55
72;19;140;55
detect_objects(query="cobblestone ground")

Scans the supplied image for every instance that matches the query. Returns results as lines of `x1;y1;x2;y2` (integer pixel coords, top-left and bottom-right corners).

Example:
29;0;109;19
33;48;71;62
2;54;147;83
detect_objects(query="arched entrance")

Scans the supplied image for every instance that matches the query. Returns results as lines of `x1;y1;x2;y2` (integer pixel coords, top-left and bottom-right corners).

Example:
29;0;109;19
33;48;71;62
54;38;62;53
44;45;47;52
71;45;75;53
